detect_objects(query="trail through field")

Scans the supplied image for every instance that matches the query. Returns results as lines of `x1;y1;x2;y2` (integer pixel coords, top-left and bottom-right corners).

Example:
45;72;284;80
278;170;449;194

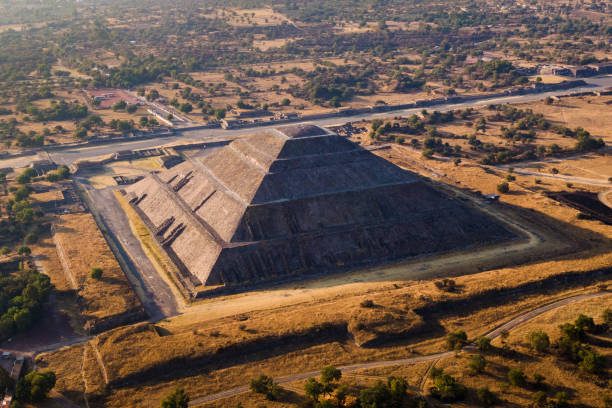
188;291;610;406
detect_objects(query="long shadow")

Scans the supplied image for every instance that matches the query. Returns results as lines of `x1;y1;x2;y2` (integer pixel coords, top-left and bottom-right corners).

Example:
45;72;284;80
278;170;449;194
107;323;349;389
194;190;612;297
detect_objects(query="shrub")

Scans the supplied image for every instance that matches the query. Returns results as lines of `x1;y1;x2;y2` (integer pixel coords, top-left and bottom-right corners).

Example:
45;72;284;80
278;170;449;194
533;391;547;407
575;314;595;332
250;375;280;401
321;366;341;385
446;330;468;350
431;373;466;402
578;349;605;373
304;377;324;402
477;387;497;407
89;267;103;280
434;278;457;292
527;330;550;353
468;355;486;374
533;373;546;387
507;368;526;387
360;299;375;308
17;246;31;256
477;336;492;352
555;391;569;407
496;182;509;194
559;323;584;342
160;387;189;408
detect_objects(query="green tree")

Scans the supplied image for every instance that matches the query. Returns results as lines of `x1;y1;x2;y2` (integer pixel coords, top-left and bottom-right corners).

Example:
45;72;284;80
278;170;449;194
359;381;391;408
321;365;341;396
179;103;193;113
527;330;550;353
477;336;492;352
305;377;324;402
73;127;88;139
57;166;69;179
575;314;595;332
17;246;31;256
17;168;36;184
126;104;137;114
160;387;189;408
13;186;30;201
468;355;486;374
431;373;466;402
15;371;55;402
250;375;279;401
113;100;127;111
446;330;468;350
578;349;605;373
507;368;526;387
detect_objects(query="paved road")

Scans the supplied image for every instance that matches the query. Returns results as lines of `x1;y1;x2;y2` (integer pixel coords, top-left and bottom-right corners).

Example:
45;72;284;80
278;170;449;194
598;190;612;210
188;291;610;406
2;75;612;169
84;184;179;320
501;169;612;186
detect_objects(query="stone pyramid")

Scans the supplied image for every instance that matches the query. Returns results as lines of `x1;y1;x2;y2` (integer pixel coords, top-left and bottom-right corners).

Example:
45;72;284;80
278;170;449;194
124;124;513;290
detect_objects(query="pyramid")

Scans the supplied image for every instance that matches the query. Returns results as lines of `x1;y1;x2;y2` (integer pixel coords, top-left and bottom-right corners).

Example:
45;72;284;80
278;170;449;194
124;124;514;289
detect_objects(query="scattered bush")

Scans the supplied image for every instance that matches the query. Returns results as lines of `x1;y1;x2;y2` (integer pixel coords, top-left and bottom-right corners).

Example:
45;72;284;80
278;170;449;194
160;387;189;408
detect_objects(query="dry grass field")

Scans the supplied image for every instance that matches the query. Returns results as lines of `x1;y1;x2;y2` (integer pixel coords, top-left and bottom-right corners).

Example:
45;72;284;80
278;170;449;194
36;94;612;407
52;212;143;328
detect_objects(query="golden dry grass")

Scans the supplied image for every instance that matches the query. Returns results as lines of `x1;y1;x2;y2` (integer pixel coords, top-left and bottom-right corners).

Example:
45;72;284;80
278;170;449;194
53;212;141;321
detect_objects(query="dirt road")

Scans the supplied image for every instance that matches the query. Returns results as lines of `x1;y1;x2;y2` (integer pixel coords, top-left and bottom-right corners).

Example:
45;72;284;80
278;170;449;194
188;291;610;406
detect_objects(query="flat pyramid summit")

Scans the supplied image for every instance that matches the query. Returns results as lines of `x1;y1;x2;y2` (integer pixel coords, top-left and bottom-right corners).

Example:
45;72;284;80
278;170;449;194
124;124;513;291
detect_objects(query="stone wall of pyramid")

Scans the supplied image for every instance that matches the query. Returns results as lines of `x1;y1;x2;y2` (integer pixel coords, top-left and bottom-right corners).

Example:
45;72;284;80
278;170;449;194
124;125;514;288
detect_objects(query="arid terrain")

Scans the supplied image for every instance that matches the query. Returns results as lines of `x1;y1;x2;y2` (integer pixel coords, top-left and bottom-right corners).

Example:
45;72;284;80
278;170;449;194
0;0;611;407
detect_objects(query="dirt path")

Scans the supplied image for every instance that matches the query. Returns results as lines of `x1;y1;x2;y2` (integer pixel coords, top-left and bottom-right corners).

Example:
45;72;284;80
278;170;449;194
188;291;610;406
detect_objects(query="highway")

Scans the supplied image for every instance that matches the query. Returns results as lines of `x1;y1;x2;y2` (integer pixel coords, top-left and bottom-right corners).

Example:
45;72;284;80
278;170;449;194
1;75;611;169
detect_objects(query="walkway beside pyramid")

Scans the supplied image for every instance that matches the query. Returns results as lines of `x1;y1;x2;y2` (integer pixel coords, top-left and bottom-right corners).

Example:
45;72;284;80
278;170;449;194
124;124;514;290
